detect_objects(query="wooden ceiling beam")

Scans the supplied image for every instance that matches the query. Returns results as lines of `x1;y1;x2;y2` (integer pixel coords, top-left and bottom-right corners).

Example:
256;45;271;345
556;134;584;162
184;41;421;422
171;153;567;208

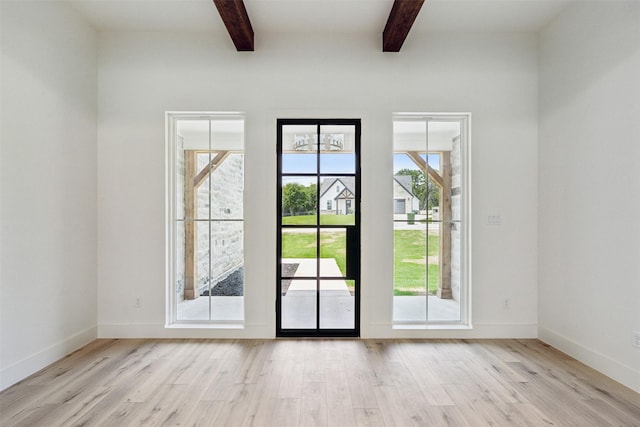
213;0;254;51
383;0;425;52
405;151;444;188
193;151;230;189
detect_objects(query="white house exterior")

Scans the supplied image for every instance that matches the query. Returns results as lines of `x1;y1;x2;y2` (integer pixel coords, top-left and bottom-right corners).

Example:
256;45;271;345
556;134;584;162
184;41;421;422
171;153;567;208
319;177;355;215
319;176;418;215
393;175;420;214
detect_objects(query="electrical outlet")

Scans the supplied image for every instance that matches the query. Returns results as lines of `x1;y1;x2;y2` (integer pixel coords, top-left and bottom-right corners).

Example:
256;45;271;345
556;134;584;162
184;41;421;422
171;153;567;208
503;298;511;309
135;298;142;309
633;332;640;349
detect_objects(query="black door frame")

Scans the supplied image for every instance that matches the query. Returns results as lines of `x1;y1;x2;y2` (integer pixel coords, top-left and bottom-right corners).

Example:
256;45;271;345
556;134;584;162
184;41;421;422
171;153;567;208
276;118;361;337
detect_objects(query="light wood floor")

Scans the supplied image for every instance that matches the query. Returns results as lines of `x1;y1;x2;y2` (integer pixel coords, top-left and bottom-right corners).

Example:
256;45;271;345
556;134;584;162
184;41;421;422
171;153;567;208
1;339;638;426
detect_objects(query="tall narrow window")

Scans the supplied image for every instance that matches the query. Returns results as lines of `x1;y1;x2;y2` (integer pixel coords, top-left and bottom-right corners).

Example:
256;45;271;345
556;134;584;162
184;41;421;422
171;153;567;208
392;114;469;325
167;113;245;324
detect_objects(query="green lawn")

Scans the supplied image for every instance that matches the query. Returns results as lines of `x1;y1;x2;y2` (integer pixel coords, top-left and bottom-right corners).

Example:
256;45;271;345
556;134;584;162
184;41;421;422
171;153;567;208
393;230;440;295
281;230;347;276
281;228;439;296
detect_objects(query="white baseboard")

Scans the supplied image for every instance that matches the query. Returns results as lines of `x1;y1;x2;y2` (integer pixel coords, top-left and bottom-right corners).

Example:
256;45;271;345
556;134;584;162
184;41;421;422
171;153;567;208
98;322;537;340
538;326;640;393
1;326;97;391
362;322;537;339
98;323;274;339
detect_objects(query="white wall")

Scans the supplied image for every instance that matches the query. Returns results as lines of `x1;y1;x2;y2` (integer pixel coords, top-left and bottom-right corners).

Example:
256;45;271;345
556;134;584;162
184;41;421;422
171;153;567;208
97;30;539;339
0;1;98;389
538;2;640;392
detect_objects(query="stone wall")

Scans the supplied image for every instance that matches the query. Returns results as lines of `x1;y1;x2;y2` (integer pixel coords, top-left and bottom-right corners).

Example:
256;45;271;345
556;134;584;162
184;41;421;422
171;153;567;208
175;147;244;300
195;153;244;294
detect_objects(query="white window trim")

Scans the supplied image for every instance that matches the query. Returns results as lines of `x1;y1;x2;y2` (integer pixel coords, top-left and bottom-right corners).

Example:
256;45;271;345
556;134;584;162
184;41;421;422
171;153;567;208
391;112;472;328
165;111;246;327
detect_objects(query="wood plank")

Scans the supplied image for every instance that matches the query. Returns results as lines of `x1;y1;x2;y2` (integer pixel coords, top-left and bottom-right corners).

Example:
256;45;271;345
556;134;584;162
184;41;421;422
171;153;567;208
271;398;301;427
438;150;452;299
326;359;357;427
383;0;426;52
300;381;328;427
372;384;413;426
345;354;380;409
201;357;245;401
184;150;198;299
2;339;639;426
182;401;226;426
443;383;520;426
213;382;259;425
277;358;305;399
240;358;284;426
59;386;134;427
213;0;254;51
397;341;455;406
354;408;385;427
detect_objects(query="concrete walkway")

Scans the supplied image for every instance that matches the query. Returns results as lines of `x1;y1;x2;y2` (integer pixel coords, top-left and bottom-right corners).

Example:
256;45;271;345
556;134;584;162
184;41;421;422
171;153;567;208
177;257;461;325
281;258;353;329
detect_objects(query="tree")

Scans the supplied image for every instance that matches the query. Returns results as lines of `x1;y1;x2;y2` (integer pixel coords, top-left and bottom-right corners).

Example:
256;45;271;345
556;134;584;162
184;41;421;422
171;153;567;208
282;183;316;215
426;177;440;209
304;184;317;212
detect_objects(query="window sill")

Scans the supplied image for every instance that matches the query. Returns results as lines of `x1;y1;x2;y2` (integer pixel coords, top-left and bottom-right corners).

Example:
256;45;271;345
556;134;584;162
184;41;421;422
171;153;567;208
166;322;245;329
392;323;472;330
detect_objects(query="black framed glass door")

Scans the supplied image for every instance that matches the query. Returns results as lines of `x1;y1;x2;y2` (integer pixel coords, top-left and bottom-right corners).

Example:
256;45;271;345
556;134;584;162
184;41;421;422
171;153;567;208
277;119;361;337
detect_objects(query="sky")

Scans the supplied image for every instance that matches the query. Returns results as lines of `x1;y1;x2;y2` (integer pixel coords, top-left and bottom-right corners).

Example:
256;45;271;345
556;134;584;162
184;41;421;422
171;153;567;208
393;153;440;174
281;153;355;174
282;153;440;176
281;152;440;188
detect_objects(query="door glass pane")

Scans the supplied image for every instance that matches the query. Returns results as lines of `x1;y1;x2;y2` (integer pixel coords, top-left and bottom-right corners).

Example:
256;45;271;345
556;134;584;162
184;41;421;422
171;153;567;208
278;119;359;335
319;125;355;174
282;176;317;225
320;229;346;277
282;125;317;174
281;279;317;329
281;228;317;277
320;280;354;329
319;176;355;225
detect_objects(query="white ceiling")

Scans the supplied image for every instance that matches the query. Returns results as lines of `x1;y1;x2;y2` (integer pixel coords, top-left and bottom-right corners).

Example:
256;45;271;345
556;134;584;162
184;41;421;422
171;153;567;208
68;0;572;34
